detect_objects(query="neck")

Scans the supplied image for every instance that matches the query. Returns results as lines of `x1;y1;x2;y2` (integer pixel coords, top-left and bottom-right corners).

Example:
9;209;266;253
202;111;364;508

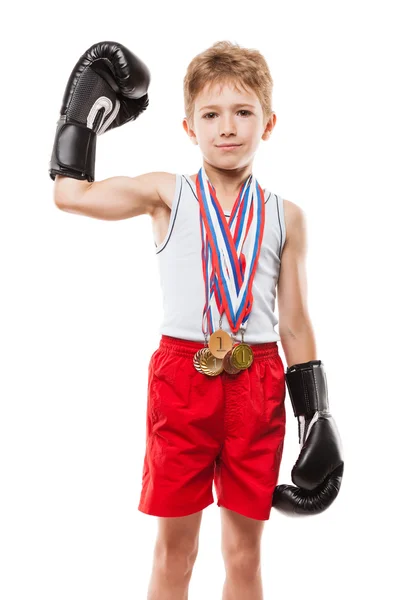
202;162;253;197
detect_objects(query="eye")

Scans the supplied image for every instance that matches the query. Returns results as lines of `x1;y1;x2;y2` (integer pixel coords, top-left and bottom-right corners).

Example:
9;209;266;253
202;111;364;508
203;110;252;119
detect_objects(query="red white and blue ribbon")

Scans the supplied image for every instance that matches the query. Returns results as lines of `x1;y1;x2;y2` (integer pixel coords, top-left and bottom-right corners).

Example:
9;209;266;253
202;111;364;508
196;166;265;338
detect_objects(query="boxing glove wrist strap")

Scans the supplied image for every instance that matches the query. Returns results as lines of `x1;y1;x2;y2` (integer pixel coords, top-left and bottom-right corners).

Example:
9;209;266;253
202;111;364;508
50;117;97;182
285;359;329;417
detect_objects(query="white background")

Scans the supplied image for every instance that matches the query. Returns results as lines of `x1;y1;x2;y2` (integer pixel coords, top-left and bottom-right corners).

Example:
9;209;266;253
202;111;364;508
1;0;399;598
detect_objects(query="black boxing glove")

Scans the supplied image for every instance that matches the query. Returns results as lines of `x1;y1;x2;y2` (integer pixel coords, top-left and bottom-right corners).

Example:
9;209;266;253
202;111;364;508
49;41;150;182
272;360;344;516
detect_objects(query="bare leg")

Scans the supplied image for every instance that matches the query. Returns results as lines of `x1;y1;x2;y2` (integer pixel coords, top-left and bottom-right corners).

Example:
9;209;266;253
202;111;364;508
220;507;265;600
146;546;195;600
222;564;263;600
146;510;203;600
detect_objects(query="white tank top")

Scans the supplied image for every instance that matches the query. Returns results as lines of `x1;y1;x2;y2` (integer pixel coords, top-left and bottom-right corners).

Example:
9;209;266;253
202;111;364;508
153;174;286;344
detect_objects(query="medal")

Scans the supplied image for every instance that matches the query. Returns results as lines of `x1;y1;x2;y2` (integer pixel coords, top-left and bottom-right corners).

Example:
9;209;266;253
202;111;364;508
200;348;224;376
222;348;241;374
208;317;233;359
193;346;224;376
229;328;254;370
230;343;254;369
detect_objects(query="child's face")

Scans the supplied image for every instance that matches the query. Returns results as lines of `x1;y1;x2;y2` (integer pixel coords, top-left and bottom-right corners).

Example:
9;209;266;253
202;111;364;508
183;80;275;168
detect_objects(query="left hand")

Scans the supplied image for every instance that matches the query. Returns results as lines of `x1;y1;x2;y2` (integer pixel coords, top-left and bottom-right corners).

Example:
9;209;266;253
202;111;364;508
272;360;344;516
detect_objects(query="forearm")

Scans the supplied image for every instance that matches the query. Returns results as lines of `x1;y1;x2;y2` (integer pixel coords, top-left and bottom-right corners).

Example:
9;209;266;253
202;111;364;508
279;320;318;368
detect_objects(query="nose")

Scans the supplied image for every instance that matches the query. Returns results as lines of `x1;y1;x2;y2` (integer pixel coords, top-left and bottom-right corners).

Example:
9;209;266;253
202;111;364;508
219;115;236;137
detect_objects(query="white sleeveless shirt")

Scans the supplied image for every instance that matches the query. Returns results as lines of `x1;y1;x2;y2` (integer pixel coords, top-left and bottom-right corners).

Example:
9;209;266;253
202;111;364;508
153;174;286;344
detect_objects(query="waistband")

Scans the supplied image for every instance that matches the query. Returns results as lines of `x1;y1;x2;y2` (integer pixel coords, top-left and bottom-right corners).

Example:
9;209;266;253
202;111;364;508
159;334;278;359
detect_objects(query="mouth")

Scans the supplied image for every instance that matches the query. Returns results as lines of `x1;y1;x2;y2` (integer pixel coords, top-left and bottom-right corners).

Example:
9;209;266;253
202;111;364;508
216;144;242;149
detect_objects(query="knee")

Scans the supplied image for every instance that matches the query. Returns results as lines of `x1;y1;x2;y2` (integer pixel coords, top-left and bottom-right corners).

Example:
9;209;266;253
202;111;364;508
223;547;261;581
155;539;199;577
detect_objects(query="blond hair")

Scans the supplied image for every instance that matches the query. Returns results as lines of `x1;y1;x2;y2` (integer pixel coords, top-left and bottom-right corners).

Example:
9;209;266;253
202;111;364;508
183;40;274;128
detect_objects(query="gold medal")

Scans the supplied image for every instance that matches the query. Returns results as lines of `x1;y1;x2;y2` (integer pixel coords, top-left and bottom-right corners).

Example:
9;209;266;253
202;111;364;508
208;328;233;359
199;348;224;376
230;343;254;370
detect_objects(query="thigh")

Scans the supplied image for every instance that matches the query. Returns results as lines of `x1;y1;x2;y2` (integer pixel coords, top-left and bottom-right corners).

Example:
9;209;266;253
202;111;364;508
156;510;204;555
220;506;264;557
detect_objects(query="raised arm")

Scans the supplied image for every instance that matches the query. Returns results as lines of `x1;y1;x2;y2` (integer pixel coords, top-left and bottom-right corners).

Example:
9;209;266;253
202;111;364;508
49;41;153;218
53;171;170;220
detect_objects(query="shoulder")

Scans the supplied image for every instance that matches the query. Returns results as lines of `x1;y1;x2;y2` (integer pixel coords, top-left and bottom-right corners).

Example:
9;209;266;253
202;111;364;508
146;172;177;214
282;198;307;245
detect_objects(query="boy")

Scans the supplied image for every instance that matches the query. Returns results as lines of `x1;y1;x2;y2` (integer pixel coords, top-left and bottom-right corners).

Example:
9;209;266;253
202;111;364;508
50;40;343;600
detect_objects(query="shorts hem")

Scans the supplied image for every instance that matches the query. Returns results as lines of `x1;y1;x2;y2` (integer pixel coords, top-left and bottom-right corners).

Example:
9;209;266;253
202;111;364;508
217;500;272;521
138;496;214;518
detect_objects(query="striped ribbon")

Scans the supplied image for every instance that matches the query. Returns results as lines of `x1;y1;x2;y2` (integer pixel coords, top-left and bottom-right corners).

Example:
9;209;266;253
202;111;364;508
196;166;266;338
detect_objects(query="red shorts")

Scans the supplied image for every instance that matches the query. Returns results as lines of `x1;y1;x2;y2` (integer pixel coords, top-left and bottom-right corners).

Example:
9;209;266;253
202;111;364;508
138;335;286;521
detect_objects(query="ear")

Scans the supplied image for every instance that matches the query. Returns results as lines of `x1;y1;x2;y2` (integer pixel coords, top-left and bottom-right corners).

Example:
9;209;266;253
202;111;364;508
182;117;198;145
261;112;277;141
